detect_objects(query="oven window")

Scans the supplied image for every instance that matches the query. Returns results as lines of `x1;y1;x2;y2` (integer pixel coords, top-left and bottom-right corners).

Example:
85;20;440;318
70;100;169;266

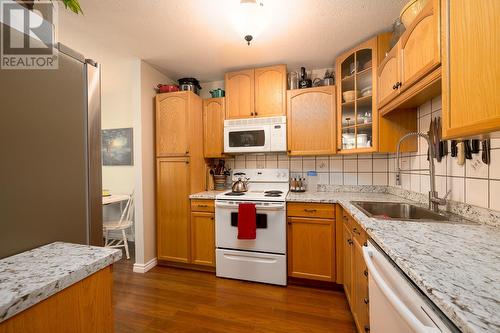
228;130;265;147
231;212;267;228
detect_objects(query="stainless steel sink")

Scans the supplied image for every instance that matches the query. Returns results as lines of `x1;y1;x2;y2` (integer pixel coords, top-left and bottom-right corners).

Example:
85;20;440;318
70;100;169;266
351;201;450;222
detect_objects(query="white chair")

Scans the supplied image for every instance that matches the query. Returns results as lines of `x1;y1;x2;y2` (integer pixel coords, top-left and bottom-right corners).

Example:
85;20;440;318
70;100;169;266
103;193;134;259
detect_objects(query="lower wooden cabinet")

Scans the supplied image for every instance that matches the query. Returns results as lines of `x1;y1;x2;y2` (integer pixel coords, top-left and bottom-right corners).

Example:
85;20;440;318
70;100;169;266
190;210;215;267
341;208;370;333
287;203;336;282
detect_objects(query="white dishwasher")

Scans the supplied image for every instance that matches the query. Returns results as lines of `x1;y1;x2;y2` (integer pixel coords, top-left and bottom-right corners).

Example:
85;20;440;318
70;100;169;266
363;241;458;333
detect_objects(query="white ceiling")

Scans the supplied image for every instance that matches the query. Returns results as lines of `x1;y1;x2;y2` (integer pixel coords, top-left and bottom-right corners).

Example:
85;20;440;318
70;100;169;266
58;0;407;82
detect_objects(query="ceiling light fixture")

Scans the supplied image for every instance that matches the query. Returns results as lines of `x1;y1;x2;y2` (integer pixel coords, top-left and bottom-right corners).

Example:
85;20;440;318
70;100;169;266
233;0;266;46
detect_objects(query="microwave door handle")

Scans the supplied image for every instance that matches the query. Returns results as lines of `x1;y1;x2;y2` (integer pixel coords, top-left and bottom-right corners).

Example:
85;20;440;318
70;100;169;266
362;247;441;333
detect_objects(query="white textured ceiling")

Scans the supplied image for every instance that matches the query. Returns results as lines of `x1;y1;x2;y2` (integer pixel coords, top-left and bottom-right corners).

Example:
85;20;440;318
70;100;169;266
59;0;407;82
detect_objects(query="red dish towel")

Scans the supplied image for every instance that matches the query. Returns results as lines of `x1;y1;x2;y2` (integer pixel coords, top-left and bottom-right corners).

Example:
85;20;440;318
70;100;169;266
237;203;256;240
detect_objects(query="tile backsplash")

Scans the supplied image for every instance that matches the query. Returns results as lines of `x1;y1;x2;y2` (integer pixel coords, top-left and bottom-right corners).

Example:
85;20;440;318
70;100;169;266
222;95;500;212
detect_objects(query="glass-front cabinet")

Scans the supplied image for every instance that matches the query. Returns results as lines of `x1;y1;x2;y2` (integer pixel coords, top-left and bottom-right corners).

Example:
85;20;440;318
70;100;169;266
336;37;378;153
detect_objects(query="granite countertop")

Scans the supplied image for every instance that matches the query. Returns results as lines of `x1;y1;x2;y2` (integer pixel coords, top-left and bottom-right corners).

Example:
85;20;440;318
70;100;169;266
287;191;500;333
189;190;223;200
0;242;121;323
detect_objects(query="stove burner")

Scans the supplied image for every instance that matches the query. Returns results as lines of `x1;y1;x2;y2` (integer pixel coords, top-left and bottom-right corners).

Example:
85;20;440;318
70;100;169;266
264;190;283;195
264;193;282;197
224;192;245;196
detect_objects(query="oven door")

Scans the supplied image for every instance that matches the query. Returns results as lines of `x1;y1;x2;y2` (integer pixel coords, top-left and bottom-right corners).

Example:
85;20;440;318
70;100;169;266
223;125;270;153
215;200;286;254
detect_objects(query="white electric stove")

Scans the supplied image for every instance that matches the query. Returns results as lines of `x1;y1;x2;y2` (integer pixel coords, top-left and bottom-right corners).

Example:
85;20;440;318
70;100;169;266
215;169;289;286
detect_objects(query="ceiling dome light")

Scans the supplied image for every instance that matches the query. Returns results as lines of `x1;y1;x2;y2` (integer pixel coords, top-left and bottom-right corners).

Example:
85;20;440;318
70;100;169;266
231;0;267;46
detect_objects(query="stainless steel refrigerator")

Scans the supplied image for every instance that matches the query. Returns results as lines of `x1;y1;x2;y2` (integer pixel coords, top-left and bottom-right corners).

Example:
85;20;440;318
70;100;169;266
0;24;103;258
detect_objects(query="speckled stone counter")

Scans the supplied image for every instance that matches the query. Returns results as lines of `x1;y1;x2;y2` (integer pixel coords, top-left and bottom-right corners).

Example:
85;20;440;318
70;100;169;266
189;190;223;200
0;242;121;323
287;191;500;333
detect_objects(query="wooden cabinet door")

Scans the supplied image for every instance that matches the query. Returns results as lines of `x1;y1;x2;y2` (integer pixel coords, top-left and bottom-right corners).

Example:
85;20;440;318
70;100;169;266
378;45;400;107
225;69;255;119
343;223;354;304
287;86;336;155
156;158;190;263
203;98;225;158
353;237;370;333
400;0;440;89
254;65;287;117
287;217;335;281
156;92;189;157
190;212;215;267
442;0;500;139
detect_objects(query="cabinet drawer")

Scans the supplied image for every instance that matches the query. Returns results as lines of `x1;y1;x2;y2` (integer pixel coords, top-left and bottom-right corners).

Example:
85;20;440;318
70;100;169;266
190;199;215;213
287;203;335;219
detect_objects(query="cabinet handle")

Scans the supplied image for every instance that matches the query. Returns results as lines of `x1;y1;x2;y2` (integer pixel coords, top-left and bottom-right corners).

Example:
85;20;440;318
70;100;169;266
364;269;368;277
347;239;353;245
364;325;370;332
211;217;214;220
396;81;402;89
392;83;397;90
251;112;254;116
254;112;258;116
353;228;361;235
185;161;189;164
186;151;189;154
303;209;317;213
363;298;369;304
197;204;208;208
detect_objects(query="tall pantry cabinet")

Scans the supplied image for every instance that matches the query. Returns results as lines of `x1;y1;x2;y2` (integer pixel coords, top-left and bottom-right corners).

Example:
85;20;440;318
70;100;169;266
155;91;206;263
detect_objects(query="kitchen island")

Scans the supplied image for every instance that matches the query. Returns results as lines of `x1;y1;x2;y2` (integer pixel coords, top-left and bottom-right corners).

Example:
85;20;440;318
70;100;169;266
0;242;121;333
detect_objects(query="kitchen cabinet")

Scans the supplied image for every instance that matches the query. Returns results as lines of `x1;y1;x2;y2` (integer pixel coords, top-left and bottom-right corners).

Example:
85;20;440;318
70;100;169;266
400;0;441;89
190;200;215;267
155;91;206;265
442;0;500;139
287;203;336;282
225;68;254;119
378;0;442;117
156;91;202;157
378;45;400;108
336;36;380;153
156;158;191;263
225;65;286;119
254;65;287;117
286;86;336;156
340;208;370;333
203;98;225;158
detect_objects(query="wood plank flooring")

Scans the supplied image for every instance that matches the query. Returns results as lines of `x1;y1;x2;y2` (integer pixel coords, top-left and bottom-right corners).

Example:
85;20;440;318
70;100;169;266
113;258;357;333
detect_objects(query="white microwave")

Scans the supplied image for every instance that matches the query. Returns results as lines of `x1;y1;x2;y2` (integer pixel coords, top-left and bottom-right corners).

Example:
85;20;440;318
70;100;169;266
224;116;287;153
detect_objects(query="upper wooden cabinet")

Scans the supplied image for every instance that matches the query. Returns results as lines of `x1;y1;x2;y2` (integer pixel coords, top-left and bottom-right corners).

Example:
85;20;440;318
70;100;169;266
442;0;500;139
286;86;336;156
156;91;202;157
336;36;389;154
378;45;400;108
225;69;255;119
203;98;225;158
254;65;287;117
377;0;442;115
225;65;286;119
400;0;441;88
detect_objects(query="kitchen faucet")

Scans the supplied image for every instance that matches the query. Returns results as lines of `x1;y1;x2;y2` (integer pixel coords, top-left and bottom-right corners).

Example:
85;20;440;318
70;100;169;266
395;132;448;212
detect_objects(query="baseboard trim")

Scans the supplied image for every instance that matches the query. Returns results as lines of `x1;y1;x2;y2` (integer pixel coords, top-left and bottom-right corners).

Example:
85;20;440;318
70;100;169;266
133;257;157;274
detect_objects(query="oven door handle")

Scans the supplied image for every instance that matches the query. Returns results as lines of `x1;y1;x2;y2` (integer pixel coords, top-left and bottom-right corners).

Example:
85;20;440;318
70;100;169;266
215;202;286;210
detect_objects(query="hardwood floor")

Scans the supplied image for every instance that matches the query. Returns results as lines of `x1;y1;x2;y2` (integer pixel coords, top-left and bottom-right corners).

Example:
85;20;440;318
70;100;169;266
113;258;357;333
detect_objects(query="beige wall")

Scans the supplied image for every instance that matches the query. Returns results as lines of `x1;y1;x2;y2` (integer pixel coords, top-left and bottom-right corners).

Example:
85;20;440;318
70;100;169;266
135;61;174;266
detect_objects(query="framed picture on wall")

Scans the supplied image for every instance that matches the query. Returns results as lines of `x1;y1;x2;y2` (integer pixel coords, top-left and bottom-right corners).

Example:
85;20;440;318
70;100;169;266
102;128;134;166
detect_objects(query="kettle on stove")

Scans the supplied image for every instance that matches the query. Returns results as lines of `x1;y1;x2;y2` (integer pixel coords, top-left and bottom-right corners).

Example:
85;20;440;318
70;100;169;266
231;177;250;193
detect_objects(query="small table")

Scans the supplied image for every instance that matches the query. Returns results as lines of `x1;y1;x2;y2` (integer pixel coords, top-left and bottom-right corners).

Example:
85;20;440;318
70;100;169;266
102;194;130;205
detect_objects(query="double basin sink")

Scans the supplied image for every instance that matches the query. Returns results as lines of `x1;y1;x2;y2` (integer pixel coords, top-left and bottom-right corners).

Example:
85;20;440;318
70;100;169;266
351;201;450;222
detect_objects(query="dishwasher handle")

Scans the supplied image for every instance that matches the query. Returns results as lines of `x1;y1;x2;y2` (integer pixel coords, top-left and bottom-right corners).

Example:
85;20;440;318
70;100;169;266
363;245;441;333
